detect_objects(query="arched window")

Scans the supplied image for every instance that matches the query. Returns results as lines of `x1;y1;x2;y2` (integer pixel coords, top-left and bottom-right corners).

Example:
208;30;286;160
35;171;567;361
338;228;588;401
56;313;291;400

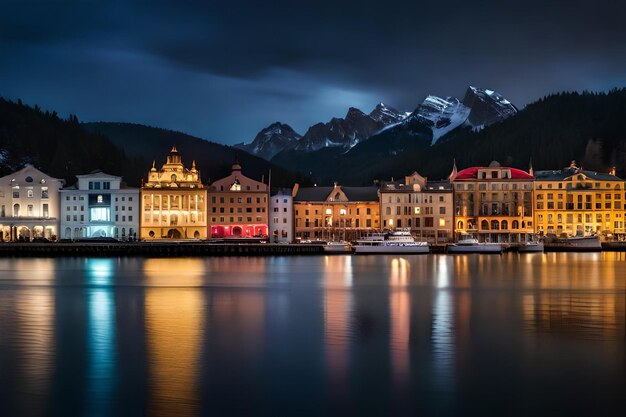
13;204;20;217
335;192;341;200
512;220;519;229
491;220;499;230
457;220;464;230
171;174;177;182
481;220;489;230
501;220;508;230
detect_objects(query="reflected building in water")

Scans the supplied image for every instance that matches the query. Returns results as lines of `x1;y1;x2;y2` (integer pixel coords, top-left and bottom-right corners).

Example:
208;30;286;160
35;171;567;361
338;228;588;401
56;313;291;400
144;258;206;417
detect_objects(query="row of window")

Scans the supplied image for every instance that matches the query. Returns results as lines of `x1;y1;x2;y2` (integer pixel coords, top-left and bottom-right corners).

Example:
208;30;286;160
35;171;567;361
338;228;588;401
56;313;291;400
11;187;49;199
537;193;623;200
455;183;533;190
65;215;133;222
296;208;374;216
211;217;264;223
88;181;111;190
2;204;49;218
211;196;266;204
537;202;624;210
536;181;622;190
65;205;133;211
537;213;622;224
211;207;266;214
383;206;445;215
297;218;375;228
457;219;532;231
66;195;133;201
383;195;447;204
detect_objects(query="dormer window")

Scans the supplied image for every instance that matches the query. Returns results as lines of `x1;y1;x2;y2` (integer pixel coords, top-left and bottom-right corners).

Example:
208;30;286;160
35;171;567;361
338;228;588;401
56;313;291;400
25;176;33;183
230;179;241;191
171;174;177;183
491;171;498;179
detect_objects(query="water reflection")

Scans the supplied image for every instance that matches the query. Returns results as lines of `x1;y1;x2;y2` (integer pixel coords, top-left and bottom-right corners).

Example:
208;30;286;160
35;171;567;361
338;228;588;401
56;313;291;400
12;260;55;417
0;254;624;417
324;256;354;388
144;259;205;417
86;259;117;417
389;258;410;386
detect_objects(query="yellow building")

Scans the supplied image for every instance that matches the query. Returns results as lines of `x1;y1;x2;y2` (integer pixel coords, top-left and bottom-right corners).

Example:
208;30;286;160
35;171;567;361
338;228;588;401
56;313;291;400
140;146;207;239
533;161;625;238
451;161;534;243
379;171;453;243
293;183;380;241
208;163;268;238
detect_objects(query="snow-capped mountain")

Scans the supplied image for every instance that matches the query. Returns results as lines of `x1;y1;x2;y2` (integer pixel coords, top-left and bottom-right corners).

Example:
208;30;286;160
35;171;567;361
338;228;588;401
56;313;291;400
294;106;393;152
409;96;471;145
369;102;406;125
462;86;517;128
235;122;302;160
239;103;407;159
382;86;517;145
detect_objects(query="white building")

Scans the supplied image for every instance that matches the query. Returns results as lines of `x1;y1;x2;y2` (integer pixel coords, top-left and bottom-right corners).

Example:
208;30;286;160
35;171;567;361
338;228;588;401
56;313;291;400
269;189;293;243
0;165;64;241
60;171;139;240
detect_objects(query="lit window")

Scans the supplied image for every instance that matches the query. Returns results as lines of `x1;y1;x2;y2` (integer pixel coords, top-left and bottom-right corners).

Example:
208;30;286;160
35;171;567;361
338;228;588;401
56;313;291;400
439;219;446;227
97;195;103;203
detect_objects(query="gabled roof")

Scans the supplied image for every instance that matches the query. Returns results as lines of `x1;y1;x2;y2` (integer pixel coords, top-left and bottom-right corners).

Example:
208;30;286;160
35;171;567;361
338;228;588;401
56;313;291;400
294;186;378;202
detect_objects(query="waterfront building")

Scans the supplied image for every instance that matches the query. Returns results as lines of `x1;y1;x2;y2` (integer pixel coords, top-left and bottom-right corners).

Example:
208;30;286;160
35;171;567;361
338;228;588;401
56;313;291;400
379;171;453;243
293;183;380;242
141;147;207;239
208;163;268;238
0;164;64;241
450;161;534;243
269;189;293;243
60;171;139;240
533;161;625;238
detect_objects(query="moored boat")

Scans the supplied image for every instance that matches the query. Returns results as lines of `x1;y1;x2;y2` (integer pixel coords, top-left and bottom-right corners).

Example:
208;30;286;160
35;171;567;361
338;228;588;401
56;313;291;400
354;229;429;254
518;240;544;253
544;235;602;252
447;238;502;254
322;242;353;254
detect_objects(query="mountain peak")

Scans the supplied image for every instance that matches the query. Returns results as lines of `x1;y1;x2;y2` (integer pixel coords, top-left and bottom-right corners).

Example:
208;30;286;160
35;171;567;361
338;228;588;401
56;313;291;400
462;86;517;127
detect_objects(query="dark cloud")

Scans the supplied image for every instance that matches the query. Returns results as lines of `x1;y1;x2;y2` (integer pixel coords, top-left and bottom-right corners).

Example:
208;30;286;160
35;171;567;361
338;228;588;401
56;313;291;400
1;0;625;144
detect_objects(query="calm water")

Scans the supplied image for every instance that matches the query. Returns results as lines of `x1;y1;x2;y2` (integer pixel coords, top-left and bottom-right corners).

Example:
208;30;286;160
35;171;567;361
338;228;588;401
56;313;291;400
0;254;625;417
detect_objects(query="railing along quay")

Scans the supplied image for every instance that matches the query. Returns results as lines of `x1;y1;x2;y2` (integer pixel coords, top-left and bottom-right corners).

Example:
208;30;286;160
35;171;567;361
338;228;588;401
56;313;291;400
0;242;325;257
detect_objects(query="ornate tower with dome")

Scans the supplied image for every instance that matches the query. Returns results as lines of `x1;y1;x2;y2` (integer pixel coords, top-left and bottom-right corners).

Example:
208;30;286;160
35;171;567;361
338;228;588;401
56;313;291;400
140;146;207;239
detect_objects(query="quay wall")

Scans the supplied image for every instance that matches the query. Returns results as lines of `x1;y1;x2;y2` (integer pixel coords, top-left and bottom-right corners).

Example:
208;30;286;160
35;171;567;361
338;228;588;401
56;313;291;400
0;242;324;257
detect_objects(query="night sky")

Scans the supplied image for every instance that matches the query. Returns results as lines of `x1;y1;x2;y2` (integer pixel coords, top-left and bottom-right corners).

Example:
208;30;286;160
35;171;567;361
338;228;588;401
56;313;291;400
1;0;625;145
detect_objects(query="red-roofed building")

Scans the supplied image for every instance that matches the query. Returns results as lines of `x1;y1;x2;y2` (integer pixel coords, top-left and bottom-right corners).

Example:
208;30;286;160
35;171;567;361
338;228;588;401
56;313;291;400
450;161;534;243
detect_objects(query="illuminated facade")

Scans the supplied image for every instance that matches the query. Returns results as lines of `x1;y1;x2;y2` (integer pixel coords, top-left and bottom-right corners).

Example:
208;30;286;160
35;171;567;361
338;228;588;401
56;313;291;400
0;165;64;241
60;171;139;240
379;171;453;243
208;163;268;238
451;161;534;243
269;189;293;243
293;183;380;241
141;147;207;239
533;161;625;237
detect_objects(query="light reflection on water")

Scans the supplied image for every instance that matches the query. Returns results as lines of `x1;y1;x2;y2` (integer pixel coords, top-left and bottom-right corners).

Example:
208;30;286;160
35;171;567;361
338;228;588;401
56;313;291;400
0;253;624;416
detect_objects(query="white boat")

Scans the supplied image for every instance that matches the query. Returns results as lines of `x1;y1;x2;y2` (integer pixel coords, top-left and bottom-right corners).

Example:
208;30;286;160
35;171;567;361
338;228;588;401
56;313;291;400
447;238;503;254
322;242;353;254
518;240;544;253
544;235;602;252
354;229;429;254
